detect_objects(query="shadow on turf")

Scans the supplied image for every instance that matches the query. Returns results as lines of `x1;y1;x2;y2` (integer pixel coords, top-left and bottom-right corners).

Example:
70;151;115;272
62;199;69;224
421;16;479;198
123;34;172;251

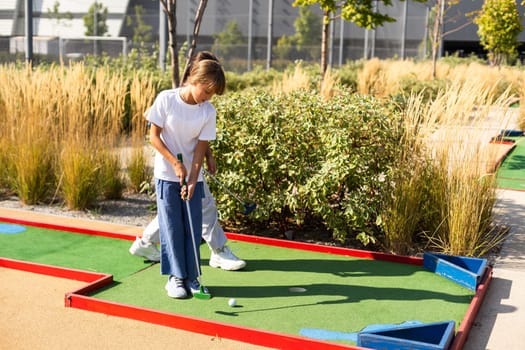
206;258;471;306
208;283;472;306
503;154;525;170
215;302;317;317
241;257;419;277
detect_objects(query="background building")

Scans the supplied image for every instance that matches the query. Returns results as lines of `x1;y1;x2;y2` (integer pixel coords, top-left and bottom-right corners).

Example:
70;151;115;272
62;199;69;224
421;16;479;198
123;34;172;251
1;0;525;69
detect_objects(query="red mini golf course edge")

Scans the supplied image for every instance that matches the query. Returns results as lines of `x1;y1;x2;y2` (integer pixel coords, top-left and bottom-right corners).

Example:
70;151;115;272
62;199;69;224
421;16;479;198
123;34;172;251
0;215;491;350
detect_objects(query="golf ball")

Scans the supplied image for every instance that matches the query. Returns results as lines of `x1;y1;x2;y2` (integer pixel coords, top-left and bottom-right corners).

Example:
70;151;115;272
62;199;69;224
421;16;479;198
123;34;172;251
228;298;237;307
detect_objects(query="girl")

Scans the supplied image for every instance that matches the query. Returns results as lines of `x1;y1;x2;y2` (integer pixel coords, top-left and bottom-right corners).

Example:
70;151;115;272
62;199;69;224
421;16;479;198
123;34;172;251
129;52;246;272
147;56;226;298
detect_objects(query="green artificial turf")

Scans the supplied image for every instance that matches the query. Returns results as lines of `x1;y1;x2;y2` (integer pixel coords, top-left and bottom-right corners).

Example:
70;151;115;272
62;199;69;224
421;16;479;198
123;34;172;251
0;222;151;281
94;240;473;345
497;137;525;190
0;222;474;346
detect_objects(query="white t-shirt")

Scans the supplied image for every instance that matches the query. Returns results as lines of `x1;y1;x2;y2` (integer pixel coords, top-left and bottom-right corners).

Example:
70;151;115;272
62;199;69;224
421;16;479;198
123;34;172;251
147;88;216;182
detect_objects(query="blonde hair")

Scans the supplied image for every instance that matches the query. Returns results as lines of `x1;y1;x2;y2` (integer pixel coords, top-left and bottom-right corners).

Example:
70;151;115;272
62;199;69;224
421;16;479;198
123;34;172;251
182;51;219;84
187;59;226;95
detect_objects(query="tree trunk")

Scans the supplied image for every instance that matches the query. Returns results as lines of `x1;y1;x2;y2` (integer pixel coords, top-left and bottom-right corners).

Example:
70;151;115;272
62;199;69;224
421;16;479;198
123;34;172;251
431;0;443;79
182;0;208;81
160;0;180;88
320;10;329;81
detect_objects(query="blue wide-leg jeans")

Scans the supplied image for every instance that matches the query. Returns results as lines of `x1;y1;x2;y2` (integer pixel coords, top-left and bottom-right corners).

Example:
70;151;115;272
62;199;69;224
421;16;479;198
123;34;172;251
156;178;203;281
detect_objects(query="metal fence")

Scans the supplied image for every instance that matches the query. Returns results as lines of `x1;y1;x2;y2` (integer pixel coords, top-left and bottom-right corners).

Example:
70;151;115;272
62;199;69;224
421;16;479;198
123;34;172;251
1;1;433;70
1;37;429;71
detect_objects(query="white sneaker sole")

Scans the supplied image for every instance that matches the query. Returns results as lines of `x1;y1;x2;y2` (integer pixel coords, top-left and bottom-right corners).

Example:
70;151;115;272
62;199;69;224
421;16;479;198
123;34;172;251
129;249;160;262
209;260;247;271
129;240;160;262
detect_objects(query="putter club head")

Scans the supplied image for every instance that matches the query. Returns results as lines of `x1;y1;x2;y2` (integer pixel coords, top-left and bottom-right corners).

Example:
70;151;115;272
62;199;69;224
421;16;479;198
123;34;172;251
193;288;212;300
243;202;257;215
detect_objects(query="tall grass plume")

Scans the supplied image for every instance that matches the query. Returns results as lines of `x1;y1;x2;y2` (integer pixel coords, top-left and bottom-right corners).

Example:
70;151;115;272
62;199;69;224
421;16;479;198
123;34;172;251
384;77;512;256
272;63;310;95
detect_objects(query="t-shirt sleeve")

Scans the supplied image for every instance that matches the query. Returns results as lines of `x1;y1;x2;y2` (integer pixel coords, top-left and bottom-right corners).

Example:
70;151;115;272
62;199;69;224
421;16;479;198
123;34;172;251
199;106;217;141
147;93;166;128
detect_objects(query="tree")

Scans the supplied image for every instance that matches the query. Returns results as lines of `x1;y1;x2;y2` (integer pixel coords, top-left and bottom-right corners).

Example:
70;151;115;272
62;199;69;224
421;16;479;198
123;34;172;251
83;2;108;36
427;0;475;78
272;9;321;61
429;0;445;78
474;0;523;66
274;35;294;60
293;0;426;80
126;5;153;45
182;0;209;81
47;1;72;36
160;0;209;88
294;7;322;60
211;21;246;59
159;0;179;87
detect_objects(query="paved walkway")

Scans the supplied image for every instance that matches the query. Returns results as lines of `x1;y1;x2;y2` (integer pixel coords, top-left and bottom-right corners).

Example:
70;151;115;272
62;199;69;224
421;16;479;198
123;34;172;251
463;189;525;349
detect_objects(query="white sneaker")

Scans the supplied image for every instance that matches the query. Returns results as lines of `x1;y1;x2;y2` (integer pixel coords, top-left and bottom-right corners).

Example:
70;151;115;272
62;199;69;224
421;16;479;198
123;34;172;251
165;276;188;299
209;245;246;271
129;237;161;262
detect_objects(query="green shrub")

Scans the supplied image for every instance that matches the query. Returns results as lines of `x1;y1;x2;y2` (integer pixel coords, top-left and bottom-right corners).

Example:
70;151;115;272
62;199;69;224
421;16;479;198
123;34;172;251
396;76;450;104
213;89;400;245
334;60;363;91
225;66;282;92
440;53;487;67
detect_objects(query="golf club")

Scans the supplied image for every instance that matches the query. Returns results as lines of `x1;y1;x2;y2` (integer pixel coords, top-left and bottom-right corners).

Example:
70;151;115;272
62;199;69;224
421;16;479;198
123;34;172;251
185;199;211;299
204;169;257;215
178;154;211;300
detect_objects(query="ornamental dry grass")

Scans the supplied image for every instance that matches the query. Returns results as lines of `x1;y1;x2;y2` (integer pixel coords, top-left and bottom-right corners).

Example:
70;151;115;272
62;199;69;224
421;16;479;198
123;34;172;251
0;65;59;204
271;63;310;95
271;63;340;101
381;94;436;255
357;58;524;102
383;76;513;256
127;74;156;192
0;63;155;209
